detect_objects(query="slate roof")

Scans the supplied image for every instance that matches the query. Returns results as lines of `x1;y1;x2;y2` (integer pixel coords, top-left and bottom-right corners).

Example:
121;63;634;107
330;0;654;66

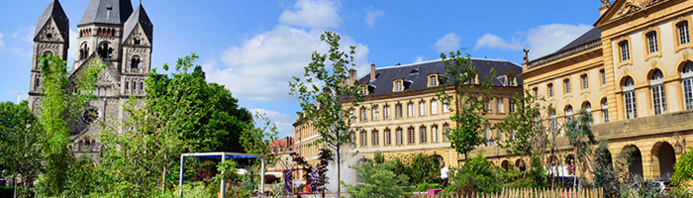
34;0;69;41
78;0;134;26
122;3;153;44
356;58;523;97
556;28;602;52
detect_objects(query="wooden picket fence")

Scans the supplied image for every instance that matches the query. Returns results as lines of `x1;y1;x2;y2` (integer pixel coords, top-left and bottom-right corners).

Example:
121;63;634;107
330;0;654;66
411;187;604;198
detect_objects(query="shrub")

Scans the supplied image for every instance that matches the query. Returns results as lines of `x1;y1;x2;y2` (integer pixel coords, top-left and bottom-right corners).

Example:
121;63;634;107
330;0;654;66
346;160;412;198
445;154;502;195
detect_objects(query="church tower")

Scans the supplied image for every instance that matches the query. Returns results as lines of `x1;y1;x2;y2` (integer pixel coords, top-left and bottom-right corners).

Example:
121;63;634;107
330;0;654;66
29;0;69;109
120;3;153;96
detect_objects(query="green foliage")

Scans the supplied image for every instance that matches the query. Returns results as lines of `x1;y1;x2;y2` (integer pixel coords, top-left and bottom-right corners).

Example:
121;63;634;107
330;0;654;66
564;109;597;186
37;55;103;196
213;160;239;185
62;156;106;198
410;153;440;185
526;157;548;188
672;147;693;188
289;31;364;195
436;50;495;160
496;90;552;158
168;181;213;198
446;154;502;195
592;140;621;197
0;101;43;197
373;151;385;164
391;157;412;185
345;160;412;198
240;112;279;165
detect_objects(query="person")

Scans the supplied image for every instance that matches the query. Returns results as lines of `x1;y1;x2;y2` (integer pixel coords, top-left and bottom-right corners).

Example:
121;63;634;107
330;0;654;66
437;162;450;189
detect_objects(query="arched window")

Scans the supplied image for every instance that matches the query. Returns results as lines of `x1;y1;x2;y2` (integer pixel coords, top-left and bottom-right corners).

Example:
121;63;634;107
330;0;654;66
80;43;89;60
583;102;592;124
131;55;141;69
650;69;666;115
97;42;113;59
623;77;637;119
134;38;141;45
565;105;574;122
682;62;693;110
602;98;609;123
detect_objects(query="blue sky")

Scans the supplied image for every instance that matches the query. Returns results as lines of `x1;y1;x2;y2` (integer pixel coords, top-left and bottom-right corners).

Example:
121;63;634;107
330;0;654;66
0;0;603;137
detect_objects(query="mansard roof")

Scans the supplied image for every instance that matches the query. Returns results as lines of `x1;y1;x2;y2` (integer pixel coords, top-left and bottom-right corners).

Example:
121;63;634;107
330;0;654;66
34;0;69;41
122;3;153;44
78;0;134;26
556;28;602;52
356;58;523;97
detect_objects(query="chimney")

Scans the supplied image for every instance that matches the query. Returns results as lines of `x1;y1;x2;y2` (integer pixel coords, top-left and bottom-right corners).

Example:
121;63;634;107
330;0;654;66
348;69;357;85
296;112;302;120
370;63;376;81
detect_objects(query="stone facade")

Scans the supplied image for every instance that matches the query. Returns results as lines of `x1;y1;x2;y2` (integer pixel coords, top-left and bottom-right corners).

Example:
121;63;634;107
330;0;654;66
517;0;693;181
28;0;153;156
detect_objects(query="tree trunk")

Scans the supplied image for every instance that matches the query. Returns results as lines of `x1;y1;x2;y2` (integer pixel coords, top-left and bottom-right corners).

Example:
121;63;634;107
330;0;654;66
161;166;166;195
336;147;341;198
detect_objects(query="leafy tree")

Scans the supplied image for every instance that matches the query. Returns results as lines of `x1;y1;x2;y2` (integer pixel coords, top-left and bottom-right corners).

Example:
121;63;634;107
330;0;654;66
410;153;439;185
563;108;596;187
345;160;411;198
289;31;363;196
592;140;620;197
35;55;103;196
373;151;385;164
0;101;43;197
240;112;279;165
672;147;693;188
315;148;333;196
496;90;552;159
436;50;495;161
445;154;502;195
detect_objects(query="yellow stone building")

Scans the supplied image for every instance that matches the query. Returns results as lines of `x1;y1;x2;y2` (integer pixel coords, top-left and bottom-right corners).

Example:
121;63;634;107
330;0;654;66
510;0;693;181
294;58;523;171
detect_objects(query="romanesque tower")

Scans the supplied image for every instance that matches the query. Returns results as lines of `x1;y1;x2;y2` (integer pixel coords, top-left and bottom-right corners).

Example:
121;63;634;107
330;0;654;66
29;0;153;155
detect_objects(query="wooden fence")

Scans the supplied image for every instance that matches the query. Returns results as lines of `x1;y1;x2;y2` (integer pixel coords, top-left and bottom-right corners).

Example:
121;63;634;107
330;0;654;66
412;188;604;198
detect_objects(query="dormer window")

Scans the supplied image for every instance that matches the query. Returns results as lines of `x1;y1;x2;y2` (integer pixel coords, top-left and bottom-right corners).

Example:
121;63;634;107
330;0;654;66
507;74;516;86
393;79;403;92
359;84;368;95
428;74;439;87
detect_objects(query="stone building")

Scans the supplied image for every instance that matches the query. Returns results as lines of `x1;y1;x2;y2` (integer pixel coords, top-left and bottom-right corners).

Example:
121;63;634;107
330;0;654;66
515;0;693;181
28;0;153;156
293;58;523;182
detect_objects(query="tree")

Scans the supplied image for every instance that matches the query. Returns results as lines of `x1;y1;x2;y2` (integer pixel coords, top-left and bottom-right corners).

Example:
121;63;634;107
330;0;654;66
496;90;552;158
592;140;620;197
345;160;411;198
671;147;693;188
563;109;596;187
35;55;103;196
436;50;495;161
289;31;363;196
240;112;279;165
315;148;333;196
0;101;43;197
410;153;439;185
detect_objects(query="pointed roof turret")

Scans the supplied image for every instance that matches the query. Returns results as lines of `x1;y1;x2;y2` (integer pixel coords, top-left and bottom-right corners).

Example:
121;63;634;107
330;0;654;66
34;0;69;41
122;3;153;44
78;0;134;26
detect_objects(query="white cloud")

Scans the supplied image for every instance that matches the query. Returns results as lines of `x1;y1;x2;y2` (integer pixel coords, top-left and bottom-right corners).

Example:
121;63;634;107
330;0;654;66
432;33;461;53
474;33;522;51
279;0;342;29
414;56;425;63
204;25;369;102
365;7;385;27
0;33;5;49
524;23;592;59
251;108;296;137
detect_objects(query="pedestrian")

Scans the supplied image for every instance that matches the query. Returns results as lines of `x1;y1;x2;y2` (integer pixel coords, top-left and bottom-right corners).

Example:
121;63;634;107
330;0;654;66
437;162;450;189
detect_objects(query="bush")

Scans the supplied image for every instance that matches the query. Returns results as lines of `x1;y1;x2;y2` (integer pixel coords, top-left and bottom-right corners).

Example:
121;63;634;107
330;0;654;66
416;183;441;192
445;154;502;195
346;160;412;198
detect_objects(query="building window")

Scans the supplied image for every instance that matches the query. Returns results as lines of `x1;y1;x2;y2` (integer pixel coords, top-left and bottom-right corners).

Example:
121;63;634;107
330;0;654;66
564;79;571;94
650;69;667;115
384;105;391;119
623;77;637;119
394;80;403;92
550;113;558;134
497;98;504;113
408;102;414;117
507;75;516;86
372;130;379;146
395;104;402;118
565;105;574;122
484;98;490;112
443;99;450;113
678;21;690;45
443;124;450;141
372;106;379;120
583;102;592;122
431;99;438;114
384;129;391;145
432;125;439;142
360;131;367;147
646;31;659;54
619;41;630;61
420;126;427;143
602;99;609;123
533;87;539;101
548;83;554;98
683;62;693;110
408;127;415;144
600;69;606;85
581;74;589;90
429;75;438;87
419;101;426;116
349;109;355;122
360;85;367;95
509;99;515;113
484;124;491;144
131;55;141;69
396;129;403;145
360;107;367;121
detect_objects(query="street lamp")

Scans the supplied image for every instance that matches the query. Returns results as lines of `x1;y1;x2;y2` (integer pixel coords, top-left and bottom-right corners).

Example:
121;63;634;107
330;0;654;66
674;132;686;155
